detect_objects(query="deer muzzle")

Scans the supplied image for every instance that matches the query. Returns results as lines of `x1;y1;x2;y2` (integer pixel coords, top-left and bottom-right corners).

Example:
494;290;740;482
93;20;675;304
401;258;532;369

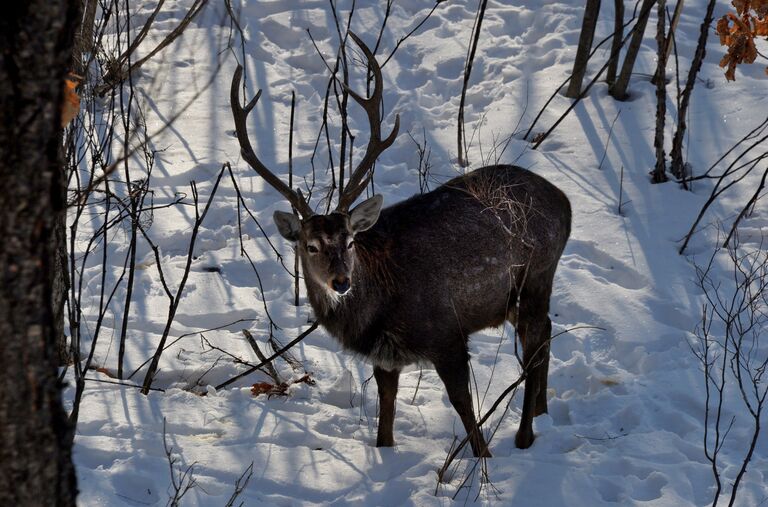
331;276;351;295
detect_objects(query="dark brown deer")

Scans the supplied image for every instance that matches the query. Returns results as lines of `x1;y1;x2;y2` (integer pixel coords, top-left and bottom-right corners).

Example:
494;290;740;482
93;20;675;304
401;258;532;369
231;33;571;456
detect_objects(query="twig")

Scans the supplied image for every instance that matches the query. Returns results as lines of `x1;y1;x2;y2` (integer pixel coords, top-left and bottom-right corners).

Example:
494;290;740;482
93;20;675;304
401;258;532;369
410;367;424;404
140;164;227;394
598;109;621;171
199;333;256;367
618;165;628;215
224;463;254;507
722;167;768;248
84;376;165;392
213;322;319;392
163;418;197;506
288;91;300;306
381;0;448;68
128;318;258;380
243;329;282;384
457;0;489;167
97;0;210;94
679;153;767;254
575;430;629;441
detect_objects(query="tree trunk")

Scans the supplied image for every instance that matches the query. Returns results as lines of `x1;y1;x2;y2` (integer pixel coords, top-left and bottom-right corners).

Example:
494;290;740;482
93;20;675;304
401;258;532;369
606;0;625;85
653;0;668;183
651;0;684;86
73;0;98;75
0;1;80;505
610;0;655;100
670;0;717;181
566;0;602;98
53;175;71;366
663;1;684;67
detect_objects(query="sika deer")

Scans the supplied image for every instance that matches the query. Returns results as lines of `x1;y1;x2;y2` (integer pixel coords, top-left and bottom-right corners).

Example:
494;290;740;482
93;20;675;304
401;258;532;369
231;33;571;456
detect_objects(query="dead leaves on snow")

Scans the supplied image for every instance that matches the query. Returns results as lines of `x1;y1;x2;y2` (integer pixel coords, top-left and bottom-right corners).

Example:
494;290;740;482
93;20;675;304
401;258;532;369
251;374;315;398
717;0;768;80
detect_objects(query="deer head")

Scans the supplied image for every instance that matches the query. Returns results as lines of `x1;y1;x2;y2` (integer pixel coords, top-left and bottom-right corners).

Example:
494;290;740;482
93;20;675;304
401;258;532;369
231;32;398;296
274;195;382;296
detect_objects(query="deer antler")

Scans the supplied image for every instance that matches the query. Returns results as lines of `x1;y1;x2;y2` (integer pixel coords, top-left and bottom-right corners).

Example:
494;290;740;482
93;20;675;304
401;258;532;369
230;65;314;218
335;32;400;213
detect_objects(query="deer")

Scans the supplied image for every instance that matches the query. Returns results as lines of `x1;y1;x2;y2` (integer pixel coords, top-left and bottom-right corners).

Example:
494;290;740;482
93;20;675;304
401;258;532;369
231;33;571;457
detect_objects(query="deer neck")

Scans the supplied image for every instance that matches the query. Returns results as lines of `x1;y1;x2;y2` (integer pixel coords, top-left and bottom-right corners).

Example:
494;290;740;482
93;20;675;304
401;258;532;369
301;236;392;349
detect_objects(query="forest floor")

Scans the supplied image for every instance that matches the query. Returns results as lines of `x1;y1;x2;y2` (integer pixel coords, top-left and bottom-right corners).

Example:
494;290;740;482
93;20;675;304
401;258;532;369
67;0;768;505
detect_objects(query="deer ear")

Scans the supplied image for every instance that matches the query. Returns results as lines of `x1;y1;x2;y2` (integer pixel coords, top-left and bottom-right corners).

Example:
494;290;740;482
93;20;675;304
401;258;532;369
350;195;383;233
274;211;301;242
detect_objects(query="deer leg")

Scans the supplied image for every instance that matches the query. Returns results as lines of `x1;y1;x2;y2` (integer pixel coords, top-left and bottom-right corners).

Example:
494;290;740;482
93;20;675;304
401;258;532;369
373;366;400;448
435;354;492;458
514;289;552;449
534;317;551;416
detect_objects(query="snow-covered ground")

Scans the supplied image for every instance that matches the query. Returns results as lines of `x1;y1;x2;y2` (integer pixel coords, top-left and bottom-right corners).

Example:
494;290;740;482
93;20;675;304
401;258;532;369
67;0;768;505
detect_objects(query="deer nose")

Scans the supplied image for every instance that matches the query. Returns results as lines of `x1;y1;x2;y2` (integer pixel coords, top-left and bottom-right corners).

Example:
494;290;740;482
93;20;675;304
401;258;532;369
332;277;351;295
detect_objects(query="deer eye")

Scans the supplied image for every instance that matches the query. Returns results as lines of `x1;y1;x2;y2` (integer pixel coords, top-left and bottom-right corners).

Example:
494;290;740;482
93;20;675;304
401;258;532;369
347;241;354;250
306;244;319;254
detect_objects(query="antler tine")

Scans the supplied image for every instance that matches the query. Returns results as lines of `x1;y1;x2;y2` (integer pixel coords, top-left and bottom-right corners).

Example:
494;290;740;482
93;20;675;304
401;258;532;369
336;32;400;213
230;65;314;218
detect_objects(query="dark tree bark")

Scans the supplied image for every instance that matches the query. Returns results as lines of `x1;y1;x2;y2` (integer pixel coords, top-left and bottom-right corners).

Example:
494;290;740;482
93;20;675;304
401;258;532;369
652;0;669;183
606;0;625;85
53;177;71;366
566;0;602;98
73;0;98;75
0;1;80;505
654;0;684;85
670;0;716;181
610;0;655;100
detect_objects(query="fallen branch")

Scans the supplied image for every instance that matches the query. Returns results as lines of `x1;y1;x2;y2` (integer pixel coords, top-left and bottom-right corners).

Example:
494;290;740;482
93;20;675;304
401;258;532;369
243;329;282;384
213;322;319;392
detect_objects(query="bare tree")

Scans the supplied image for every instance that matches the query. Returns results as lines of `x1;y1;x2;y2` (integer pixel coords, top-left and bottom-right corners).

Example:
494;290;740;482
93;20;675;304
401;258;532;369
526;0;656;147
610;0;655;100
652;0;684;85
652;0;668;183
693;235;768;507
566;0;602;98
670;0;717;181
678;115;768;254
606;0;625;85
0;0;79;504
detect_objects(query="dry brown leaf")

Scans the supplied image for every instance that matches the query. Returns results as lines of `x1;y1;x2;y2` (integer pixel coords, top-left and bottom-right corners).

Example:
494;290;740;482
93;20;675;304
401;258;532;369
717;6;768;81
94;367;116;378
717;16;732;45
251;382;276;396
251;373;315;398
754;0;768;16
755;17;768;35
61;76;80;127
733;0;749;16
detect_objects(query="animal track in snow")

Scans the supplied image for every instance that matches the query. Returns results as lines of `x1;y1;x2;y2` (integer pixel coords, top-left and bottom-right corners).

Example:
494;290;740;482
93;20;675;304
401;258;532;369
562;239;649;291
593;459;669;503
434;57;464;80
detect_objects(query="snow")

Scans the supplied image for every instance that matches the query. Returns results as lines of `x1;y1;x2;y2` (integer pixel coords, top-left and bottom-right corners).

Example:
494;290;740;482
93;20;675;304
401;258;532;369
68;0;768;505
